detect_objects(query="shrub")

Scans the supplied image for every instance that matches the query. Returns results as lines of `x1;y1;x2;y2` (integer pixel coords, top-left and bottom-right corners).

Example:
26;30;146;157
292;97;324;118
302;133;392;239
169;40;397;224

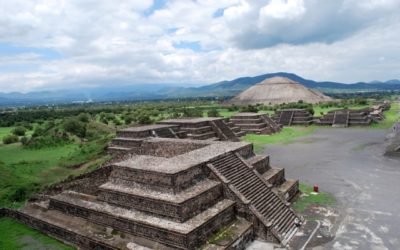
12;126;27;136
137;114;153;124
241;105;258;113
78;113;90;123
182;108;203;117
207;109;220;117
2;134;19;144
63;118;86;138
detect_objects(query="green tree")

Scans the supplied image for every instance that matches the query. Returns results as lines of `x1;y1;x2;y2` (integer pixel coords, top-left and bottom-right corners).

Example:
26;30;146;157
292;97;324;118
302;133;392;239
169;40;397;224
207;109;220;117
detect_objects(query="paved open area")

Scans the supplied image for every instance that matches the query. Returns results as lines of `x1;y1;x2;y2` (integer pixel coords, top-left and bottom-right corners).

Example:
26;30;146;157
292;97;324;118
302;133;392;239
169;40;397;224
264;128;400;250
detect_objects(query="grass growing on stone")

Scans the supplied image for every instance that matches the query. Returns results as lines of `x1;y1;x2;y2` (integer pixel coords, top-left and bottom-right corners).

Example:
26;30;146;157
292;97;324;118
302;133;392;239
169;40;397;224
293;183;336;212
0;217;75;250
242;126;316;152
371;102;400;129
0;139;108;208
207;220;236;245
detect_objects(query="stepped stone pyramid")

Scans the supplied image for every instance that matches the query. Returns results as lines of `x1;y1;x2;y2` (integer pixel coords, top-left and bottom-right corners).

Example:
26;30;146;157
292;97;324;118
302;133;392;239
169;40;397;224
1;124;301;250
229;113;282;135
272;109;313;126
316;109;372;127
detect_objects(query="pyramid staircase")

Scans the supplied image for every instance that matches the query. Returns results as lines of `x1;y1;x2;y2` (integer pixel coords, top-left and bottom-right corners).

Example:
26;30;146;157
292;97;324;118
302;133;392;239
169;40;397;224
159;118;239;141
229;113;281;135
208;152;300;244
316;109;372;127
273;109;313;126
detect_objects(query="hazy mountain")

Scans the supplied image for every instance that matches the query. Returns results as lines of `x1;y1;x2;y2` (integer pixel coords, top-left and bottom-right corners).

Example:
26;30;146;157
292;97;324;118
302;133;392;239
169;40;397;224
0;73;399;106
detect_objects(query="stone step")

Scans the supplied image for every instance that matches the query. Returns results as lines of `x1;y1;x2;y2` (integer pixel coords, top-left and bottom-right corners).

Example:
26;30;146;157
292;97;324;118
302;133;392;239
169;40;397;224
230;118;264;124
107;146;135;154
181;126;213;135
234;123;268;129
235;131;246;137
98;179;223;222
49;191;236;250
262;168;285;186
246;155;270;174
110;138;143;147
187;131;217;140
16;203;175;250
202;217;254;250
209;153;299;244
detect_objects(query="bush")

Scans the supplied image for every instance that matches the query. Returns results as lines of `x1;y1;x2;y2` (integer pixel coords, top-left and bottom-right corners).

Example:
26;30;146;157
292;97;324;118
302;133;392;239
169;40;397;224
2;134;19;144
78;113;90;123
20;136;29;145
137;114;153;124
63;118;86;138
12;126;27;136
241;105;258;113
207;109;220;117
182;108;203;117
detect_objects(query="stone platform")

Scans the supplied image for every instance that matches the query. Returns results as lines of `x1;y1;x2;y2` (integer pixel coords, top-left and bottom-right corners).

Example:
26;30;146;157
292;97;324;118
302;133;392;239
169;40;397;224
3;127;301;249
229;113;281;135
316;109;372;127
272;109;313;126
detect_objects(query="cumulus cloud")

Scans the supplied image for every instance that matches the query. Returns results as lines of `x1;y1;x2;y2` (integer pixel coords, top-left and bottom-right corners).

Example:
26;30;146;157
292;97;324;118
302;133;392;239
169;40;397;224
0;0;399;92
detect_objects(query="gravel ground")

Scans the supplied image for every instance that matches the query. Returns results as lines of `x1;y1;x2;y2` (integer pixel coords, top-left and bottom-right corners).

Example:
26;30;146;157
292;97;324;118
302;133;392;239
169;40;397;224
263;128;400;250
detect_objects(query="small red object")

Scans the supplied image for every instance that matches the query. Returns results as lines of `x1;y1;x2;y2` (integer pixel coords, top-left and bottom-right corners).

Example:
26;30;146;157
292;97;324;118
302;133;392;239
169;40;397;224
313;185;319;193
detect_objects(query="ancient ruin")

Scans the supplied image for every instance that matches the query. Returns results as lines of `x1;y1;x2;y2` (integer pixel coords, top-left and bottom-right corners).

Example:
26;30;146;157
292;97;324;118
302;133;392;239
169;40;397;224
385;122;400;156
229;113;281;135
316;109;372;127
227;77;332;105
0;123;301;250
272;109;313;126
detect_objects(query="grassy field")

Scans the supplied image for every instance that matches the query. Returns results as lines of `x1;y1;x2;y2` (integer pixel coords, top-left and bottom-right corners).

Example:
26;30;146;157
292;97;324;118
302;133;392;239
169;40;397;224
371;102;400;129
242;126;316;152
0;217;75;250
0;139;109;208
293;183;336;212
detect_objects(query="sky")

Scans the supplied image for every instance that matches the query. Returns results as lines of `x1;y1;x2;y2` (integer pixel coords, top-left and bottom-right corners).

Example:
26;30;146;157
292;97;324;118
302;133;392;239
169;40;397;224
0;0;399;93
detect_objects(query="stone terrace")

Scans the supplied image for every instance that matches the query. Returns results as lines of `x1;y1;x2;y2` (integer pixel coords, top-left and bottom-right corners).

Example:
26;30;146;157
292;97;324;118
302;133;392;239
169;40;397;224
229;113;281;135
272;109;313;126
316;109;372;127
3;133;301;250
159;117;239;141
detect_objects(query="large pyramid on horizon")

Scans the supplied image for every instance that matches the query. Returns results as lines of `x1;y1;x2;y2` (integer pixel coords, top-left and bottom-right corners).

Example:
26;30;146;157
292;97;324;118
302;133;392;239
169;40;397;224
227;76;333;105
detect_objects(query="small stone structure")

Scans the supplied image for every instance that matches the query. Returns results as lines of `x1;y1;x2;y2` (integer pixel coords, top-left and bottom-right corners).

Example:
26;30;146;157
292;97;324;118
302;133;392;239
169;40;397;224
2;125;301;250
316;109;372;127
159;117;240;141
385;122;400;156
272;109;313;126
229;113;281;135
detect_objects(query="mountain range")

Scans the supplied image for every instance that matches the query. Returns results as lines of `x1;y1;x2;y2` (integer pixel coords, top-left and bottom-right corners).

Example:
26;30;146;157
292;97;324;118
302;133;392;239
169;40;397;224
1;72;399;106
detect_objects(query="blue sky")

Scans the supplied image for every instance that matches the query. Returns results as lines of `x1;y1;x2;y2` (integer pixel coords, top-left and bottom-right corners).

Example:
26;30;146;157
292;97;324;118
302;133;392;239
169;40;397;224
0;0;399;92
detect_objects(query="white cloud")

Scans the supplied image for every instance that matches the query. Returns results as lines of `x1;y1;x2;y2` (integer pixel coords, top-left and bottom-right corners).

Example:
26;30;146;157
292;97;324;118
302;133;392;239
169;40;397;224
0;0;399;92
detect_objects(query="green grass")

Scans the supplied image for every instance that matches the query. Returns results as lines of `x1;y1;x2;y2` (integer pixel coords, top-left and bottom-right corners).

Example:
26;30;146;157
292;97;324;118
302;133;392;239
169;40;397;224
0;139;108;208
371;102;400;129
0;217;75;250
293;183;336;212
242;126;316;152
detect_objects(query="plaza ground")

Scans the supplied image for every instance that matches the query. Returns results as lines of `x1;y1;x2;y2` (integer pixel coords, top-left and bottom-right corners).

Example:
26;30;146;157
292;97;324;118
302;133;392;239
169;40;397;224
264;127;400;249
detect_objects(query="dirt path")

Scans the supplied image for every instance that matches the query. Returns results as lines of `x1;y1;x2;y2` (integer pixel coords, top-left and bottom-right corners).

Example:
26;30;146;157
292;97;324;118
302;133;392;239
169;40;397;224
263;128;400;250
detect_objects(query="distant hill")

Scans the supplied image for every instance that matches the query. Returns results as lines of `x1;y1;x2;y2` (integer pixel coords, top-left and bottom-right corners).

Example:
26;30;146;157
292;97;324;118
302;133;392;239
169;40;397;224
0;72;399;106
